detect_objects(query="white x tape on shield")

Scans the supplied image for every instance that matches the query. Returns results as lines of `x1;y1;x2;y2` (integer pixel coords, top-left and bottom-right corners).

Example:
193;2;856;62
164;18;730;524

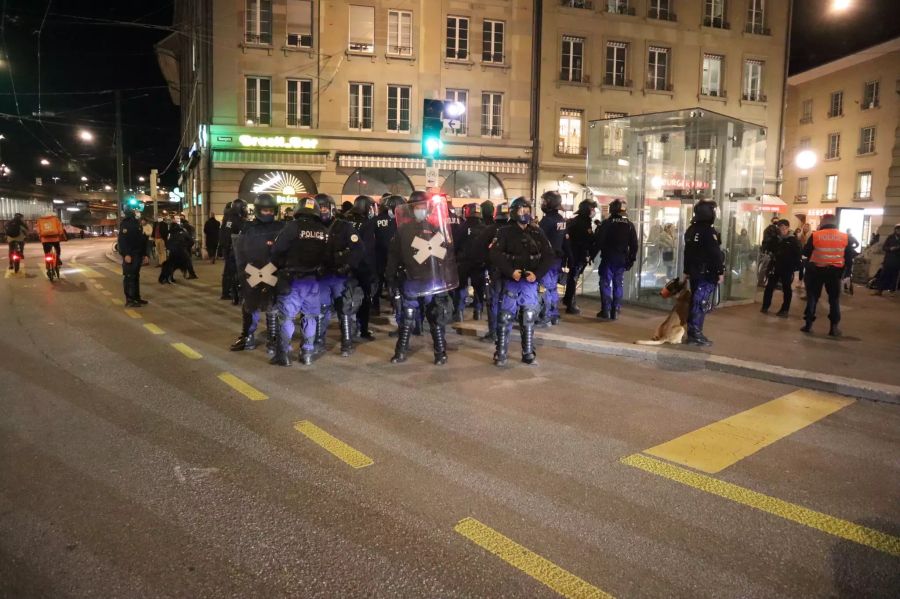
245;263;278;287
411;233;447;264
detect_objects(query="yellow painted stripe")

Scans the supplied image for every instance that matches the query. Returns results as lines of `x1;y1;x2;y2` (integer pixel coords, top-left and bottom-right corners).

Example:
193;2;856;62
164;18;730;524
101;290;112;297
218;372;267;401
143;323;164;335
171;342;202;360
454;517;613;599
645;390;855;473
294;420;374;469
123;308;142;319
111;298;124;306
622;453;900;558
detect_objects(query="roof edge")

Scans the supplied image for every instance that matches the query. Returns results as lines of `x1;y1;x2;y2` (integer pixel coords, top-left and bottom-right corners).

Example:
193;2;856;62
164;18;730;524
788;36;900;86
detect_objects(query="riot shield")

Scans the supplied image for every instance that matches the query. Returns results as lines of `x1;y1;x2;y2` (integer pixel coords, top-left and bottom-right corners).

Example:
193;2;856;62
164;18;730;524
394;196;459;296
232;233;246;270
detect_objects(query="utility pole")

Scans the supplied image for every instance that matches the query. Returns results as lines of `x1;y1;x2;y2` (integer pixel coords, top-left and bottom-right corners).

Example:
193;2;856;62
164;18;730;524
150;168;159;222
115;90;125;228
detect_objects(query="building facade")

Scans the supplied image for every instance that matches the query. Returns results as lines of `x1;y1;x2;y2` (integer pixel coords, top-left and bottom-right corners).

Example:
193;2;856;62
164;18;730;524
781;37;900;246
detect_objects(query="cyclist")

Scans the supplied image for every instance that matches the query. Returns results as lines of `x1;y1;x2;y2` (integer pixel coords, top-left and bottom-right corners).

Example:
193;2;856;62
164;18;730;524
36;213;67;266
5;213;28;269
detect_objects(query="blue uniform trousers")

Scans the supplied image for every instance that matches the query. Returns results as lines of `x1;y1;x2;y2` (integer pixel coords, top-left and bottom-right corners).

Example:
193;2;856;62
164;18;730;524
598;257;627;311
539;258;562;319
276;276;320;352
687;278;716;337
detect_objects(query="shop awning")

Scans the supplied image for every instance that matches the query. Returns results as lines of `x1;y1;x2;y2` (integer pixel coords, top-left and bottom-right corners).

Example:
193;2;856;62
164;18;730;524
337;154;529;175
212;150;328;171
760;194;786;207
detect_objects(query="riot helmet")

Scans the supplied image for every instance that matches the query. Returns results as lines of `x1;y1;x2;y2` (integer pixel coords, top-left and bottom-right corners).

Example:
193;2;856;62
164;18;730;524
353;195;376;219
509;197;534;226
609;199;624;215
384;195;406;219
232;198;248;218
314;193;336;223
480;200;495;223
254;193;277;223
494;202;510;223
540;191;562;212
577;199;598;218
408;191;429;222
462;203;481;220
340;200;353;215
692;200;717;224
296;196;320;219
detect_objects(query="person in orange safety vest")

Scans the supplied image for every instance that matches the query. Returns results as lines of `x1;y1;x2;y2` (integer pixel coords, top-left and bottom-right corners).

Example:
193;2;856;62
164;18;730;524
801;213;849;337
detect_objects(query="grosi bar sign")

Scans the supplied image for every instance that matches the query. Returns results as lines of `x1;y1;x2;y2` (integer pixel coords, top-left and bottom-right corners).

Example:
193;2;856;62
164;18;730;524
239;135;319;150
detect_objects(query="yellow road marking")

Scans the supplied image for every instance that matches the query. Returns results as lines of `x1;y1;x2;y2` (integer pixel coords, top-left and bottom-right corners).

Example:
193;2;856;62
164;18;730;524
293;421;374;469
645;390;855;473
217;372;267;401
101;290;112;296
123;308;142;319
111;298;124;306
454;517;613;599
622;453;900;558
143;323;164;335
171;342;202;360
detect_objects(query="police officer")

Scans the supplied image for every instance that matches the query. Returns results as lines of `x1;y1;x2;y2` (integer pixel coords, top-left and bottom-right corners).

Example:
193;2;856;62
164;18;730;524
117;205;149;308
317;194;365;357
594;199;638;320
562;199;599;315
683;201;725;346
453;202;489;321
537;191;567;325
468;202;510;342
802;213;849;336
230;194;285;354
481;200;495;225
219;198;248;304
342;195;378;340
385;191;457;365
373;195;406;313
760;219;802;316
269;196;329;366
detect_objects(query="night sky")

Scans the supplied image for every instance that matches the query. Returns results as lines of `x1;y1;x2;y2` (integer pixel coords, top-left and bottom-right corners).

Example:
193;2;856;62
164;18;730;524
0;0;898;188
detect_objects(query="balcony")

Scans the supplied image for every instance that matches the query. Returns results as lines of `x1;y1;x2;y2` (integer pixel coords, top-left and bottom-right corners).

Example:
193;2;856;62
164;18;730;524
822;193;838;202
557;142;587;156
744;23;771;35
794;194;808;203
703;16;730;29
800;116;813;124
648;8;677;21
603;74;631;88
606;3;636;16
742;92;767;103
853;192;872;201
560;0;593;8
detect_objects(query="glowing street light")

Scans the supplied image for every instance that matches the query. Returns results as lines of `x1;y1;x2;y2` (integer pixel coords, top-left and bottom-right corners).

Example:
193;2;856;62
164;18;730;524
138;176;146;182
795;149;818;170
40;158;50;166
832;0;852;11
104;184;112;191
78;129;94;142
80;176;88;182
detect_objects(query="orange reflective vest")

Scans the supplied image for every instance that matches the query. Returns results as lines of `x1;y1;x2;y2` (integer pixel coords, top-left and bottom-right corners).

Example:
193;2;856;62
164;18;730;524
809;228;848;268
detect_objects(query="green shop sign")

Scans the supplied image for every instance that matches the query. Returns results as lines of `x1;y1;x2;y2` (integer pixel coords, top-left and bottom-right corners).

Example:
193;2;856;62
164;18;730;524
209;125;320;152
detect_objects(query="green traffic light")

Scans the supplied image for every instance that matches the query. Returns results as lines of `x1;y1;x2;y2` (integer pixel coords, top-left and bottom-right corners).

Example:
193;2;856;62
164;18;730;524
424;136;442;157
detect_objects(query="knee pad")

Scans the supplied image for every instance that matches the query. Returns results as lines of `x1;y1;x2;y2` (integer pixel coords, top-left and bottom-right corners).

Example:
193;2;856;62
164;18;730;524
498;310;514;326
401;305;417;323
522;308;537;326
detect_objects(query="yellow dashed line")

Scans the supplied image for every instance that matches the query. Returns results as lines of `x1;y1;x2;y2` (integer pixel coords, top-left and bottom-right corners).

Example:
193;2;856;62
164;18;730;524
101;290;112;297
123;308;142;319
143;323;165;335
293;421;374;469
454;517;613;599
622;453;900;558
111;298;124;306
217;372;267;401
171;342;202;360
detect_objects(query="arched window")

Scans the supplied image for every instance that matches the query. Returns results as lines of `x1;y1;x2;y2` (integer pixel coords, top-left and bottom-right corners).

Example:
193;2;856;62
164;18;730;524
341;168;413;198
439;171;506;201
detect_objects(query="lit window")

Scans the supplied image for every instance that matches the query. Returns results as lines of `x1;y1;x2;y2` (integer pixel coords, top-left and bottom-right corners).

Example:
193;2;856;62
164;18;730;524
824;174;838;201
855;171;872;200
742;59;764;102
558;109;584;155
286;0;313;48
702;54;724;96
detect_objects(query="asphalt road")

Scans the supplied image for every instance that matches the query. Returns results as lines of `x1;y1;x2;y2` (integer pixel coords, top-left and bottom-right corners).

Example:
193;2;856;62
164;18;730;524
1;239;898;599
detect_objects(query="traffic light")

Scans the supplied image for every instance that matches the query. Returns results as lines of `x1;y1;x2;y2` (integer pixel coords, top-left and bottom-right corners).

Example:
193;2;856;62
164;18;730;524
124;196;144;212
422;99;444;159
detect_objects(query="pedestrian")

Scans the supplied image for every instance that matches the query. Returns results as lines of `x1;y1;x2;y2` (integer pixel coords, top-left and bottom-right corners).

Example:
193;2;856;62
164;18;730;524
454;202;489;322
489;197;555;366
537;191;566;326
152;216;169;267
269;197;329;366
118;206;149;307
594;199;638;320
5;213;28;269
561;199;599;315
659;223;676;278
385;191;457;365
873;223;900;296
683;201;725;346
801;214;849;337
341;195;378;340
203;212;220;263
230;194;285;355
281;207;294;221
79;229;85;240
141;218;153;261
219;199;248;303
760;219;802;316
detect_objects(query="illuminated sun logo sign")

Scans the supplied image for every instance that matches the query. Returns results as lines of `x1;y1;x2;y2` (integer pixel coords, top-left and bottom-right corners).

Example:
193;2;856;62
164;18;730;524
251;171;307;204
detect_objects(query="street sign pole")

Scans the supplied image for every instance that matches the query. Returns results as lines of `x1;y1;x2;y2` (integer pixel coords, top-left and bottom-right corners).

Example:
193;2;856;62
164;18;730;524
150;168;159;222
425;160;439;194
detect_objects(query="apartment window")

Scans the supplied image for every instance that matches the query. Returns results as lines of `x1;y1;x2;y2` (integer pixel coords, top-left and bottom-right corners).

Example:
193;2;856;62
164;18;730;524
349;83;373;131
824;174;838;201
445;89;468;135
826;133;840;159
387;85;411;133
348;5;375;53
481;92;502;137
446;16;469;60
563;1;592;8
742;59;764;102
387;10;412;56
797;177;808;202
603;112;627;155
701;54;724;96
859;126;876;155
286;79;312;127
862;80;880;110
799;137;811;149
245;76;271;125
828;91;843;118
800;99;813;124
558;109;584;155
286;0;313;48
607;0;634;15
746;0;768;34
856;171;872;201
605;42;628;87
648;0;675;20
561;36;584;82
704;0;729;28
245;0;272;45
482;20;504;63
647;46;670;91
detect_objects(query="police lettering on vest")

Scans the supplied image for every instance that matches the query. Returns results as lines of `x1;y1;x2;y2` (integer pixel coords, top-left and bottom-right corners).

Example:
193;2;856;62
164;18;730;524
810;229;848;268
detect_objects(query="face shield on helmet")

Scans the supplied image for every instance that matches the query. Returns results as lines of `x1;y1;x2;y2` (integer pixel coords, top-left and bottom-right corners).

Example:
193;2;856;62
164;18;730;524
232;199;248;218
253;193;277;223
313;194;335;223
509;198;533;225
540;191;562;212
353;195;376;219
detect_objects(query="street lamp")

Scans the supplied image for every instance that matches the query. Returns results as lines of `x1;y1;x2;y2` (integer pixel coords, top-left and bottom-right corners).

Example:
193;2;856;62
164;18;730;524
104;184;112;191
78;129;94;142
795;150;818;170
832;0;852;11
51;176;60;184
40;158;50;166
138;176;146;182
80;176;88;182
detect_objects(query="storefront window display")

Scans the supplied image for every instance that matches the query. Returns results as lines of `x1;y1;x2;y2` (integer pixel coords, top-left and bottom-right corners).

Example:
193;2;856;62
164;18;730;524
341;168;413;203
439;171;506;206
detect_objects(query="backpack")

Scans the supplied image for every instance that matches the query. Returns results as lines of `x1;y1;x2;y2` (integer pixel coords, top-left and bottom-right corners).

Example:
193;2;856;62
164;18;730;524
5;220;20;237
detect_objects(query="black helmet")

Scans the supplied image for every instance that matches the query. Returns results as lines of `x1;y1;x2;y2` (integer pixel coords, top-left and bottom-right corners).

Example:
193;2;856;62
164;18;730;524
232;198;248;217
353;195;376;219
494;202;510;222
254;193;277;211
609;199;624;215
693;200;717;223
480;200;495;222
340;200;354;214
541;191;562;212
13;212;23;220
577;199;598;217
384;194;406;216
314;193;336;222
462;203;481;219
408;190;428;205
509;197;534;225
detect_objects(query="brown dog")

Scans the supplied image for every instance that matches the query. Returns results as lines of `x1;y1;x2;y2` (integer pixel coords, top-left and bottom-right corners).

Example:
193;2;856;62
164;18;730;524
635;279;692;345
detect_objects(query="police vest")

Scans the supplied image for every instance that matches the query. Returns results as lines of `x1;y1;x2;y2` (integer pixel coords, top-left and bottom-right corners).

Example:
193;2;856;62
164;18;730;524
810;228;848;268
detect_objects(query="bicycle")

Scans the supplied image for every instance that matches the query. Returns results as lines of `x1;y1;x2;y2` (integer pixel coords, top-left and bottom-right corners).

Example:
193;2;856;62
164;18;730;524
44;247;60;282
8;240;24;273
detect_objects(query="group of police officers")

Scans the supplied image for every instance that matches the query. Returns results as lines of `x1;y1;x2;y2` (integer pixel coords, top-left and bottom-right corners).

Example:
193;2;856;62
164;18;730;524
205;189;726;368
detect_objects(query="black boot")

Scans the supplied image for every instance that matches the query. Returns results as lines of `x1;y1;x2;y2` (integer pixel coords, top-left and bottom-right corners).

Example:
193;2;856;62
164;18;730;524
339;314;354;357
265;311;278;356
231;312;257;351
828;322;842;337
800;321;813;333
391;322;412;363
453;307;464;322
609;306;618;321
313;314;327;354
493;323;509;366
299;348;314;365
686;332;712;346
521;326;537;365
473;307;482;321
597;305;611;319
566;302;582;315
269;345;292;367
432;324;448;365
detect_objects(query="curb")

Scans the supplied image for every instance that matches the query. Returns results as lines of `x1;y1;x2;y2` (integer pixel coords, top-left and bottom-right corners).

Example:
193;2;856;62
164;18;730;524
452;323;900;405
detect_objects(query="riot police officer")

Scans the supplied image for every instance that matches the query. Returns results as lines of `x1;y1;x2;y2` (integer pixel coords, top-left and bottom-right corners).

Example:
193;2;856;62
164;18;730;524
385;191;458;365
594;199;638;320
269;197;329;366
468;202;510;342
118;206;148;307
342;195;378;339
219;199;248;304
230;194;285;354
373;195;405;313
490;198;555;366
538;191;567;325
481;200;495;225
683;200;725;346
453;202;489;321
562;199;599;314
